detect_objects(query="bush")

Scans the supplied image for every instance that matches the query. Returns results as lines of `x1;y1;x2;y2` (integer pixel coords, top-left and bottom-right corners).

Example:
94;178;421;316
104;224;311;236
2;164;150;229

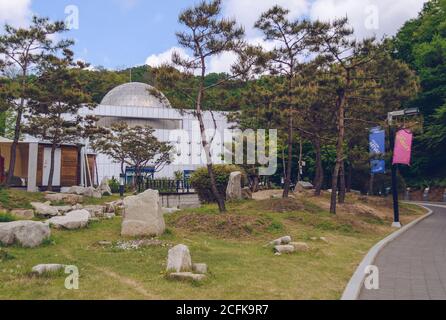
0;212;16;223
190;165;245;203
109;177;120;194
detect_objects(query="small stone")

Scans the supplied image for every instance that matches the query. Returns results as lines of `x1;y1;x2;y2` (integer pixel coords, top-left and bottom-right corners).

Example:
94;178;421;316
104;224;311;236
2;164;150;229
166;244;192;272
98;241;112;246
274;245;295;254
32;264;65;275
168;272;206;282
10;209;34;220
290;242;310;252
192;263;208;274
320;237;329;243
31;202;59;218
47;210;90;230
270;236;292;246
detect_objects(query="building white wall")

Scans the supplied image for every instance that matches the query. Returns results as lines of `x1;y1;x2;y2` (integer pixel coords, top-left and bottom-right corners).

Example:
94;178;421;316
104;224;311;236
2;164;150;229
81;106;233;182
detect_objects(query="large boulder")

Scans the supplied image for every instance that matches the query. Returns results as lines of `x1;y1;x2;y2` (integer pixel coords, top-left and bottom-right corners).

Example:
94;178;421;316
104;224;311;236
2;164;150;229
31;202;59;218
98;177;112;196
121;189;165;237
166;244;192;272
226;171;242;201
47;210;90;230
295;181;314;193
84;187;102;199
0;221;51;248
67;186;87;195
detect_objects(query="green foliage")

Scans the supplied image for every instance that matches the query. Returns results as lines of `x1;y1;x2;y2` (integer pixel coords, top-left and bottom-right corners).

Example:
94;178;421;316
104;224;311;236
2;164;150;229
108;177;120;194
190;165;244;203
394;0;446;184
0;212;16;222
0;249;15;261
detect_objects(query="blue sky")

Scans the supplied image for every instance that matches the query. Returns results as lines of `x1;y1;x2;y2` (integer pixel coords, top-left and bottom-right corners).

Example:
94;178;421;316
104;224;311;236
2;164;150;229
0;0;428;72
31;0;197;69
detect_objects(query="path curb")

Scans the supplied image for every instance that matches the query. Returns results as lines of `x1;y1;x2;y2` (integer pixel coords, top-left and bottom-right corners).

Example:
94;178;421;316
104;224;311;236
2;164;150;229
341;203;434;300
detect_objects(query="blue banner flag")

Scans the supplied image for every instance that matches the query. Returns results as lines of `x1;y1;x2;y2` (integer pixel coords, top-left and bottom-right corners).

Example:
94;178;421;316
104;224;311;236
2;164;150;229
369;127;385;155
371;160;386;174
369;128;386;174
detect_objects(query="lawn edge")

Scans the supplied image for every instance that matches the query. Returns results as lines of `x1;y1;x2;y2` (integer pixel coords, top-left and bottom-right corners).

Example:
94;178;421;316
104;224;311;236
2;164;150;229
341;203;434;300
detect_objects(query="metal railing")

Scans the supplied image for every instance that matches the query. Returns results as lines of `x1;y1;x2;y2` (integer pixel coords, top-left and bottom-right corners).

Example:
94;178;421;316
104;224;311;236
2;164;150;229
137;178;193;194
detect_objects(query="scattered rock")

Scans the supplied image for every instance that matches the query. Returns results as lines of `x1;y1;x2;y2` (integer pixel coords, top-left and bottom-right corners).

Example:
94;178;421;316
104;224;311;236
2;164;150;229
45;193;83;205
320;237;329;244
274;245;295;254
32;264;65;275
166;244;192;272
84;205;105;218
295;181;314;193
226;171;242;201
121;189;165;237
31;202;59;218
0;221;51;248
52;206;73;214
168;272;206;282
270;236;292;246
241;187;253;200
10;209;34;220
115;239;166;250
104;212;115;219
290;242;310;252
192;263;208;274
84;187;102;199
98;240;112;246
67;186;87;195
47;210;90;230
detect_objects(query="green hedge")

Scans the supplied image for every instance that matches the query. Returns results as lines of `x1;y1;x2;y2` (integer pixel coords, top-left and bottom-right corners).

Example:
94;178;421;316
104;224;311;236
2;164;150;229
190;165;245;203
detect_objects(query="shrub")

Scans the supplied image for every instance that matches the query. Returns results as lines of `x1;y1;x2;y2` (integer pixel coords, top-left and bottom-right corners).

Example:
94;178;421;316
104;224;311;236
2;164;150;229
0;212;16;223
190;165;245;203
109;177;120;194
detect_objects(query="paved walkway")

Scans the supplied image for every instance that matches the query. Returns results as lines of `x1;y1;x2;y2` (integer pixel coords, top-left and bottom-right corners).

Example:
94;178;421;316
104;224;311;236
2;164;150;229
360;203;446;300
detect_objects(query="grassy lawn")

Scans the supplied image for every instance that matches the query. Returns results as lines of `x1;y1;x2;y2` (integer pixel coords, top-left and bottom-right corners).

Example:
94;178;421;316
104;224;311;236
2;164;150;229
0;188;425;300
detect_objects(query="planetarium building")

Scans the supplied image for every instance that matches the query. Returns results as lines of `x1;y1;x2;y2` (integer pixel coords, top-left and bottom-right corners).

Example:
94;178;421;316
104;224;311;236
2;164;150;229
84;82;231;183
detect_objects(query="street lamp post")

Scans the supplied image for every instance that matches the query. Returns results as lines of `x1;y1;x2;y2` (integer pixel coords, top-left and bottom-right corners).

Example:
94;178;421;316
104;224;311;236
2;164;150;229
119;173;125;198
387;108;419;229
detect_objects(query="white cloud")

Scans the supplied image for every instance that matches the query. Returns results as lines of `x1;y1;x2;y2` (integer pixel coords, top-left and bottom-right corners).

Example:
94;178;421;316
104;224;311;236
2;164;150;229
145;0;427;73
0;0;32;27
223;0;309;37
310;0;428;39
145;47;192;68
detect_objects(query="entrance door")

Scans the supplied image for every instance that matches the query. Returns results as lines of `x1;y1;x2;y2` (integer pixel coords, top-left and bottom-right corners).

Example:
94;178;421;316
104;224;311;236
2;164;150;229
42;147;61;186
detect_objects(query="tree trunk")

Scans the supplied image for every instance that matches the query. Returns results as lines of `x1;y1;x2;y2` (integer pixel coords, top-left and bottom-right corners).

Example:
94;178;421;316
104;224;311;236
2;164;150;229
7;102;24;186
197;103;226;213
283;116;293;198
330;87;347;214
297;138;303;183
313;138;323;196
338;161;346;204
346;163;352;193
47;144;57;192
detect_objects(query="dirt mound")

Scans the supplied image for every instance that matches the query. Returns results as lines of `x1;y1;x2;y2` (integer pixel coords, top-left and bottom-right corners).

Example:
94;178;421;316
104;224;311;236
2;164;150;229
256;198;304;213
171;214;273;238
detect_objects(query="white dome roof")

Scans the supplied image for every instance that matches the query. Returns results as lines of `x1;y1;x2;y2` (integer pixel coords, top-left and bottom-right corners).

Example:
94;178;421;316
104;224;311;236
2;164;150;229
100;82;171;108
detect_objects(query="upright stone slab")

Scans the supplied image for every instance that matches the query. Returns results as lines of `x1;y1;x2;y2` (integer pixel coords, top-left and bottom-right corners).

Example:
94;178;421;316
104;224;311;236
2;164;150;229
226;171;242;201
98;177;112;196
121;189;165;237
166;244;192;272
